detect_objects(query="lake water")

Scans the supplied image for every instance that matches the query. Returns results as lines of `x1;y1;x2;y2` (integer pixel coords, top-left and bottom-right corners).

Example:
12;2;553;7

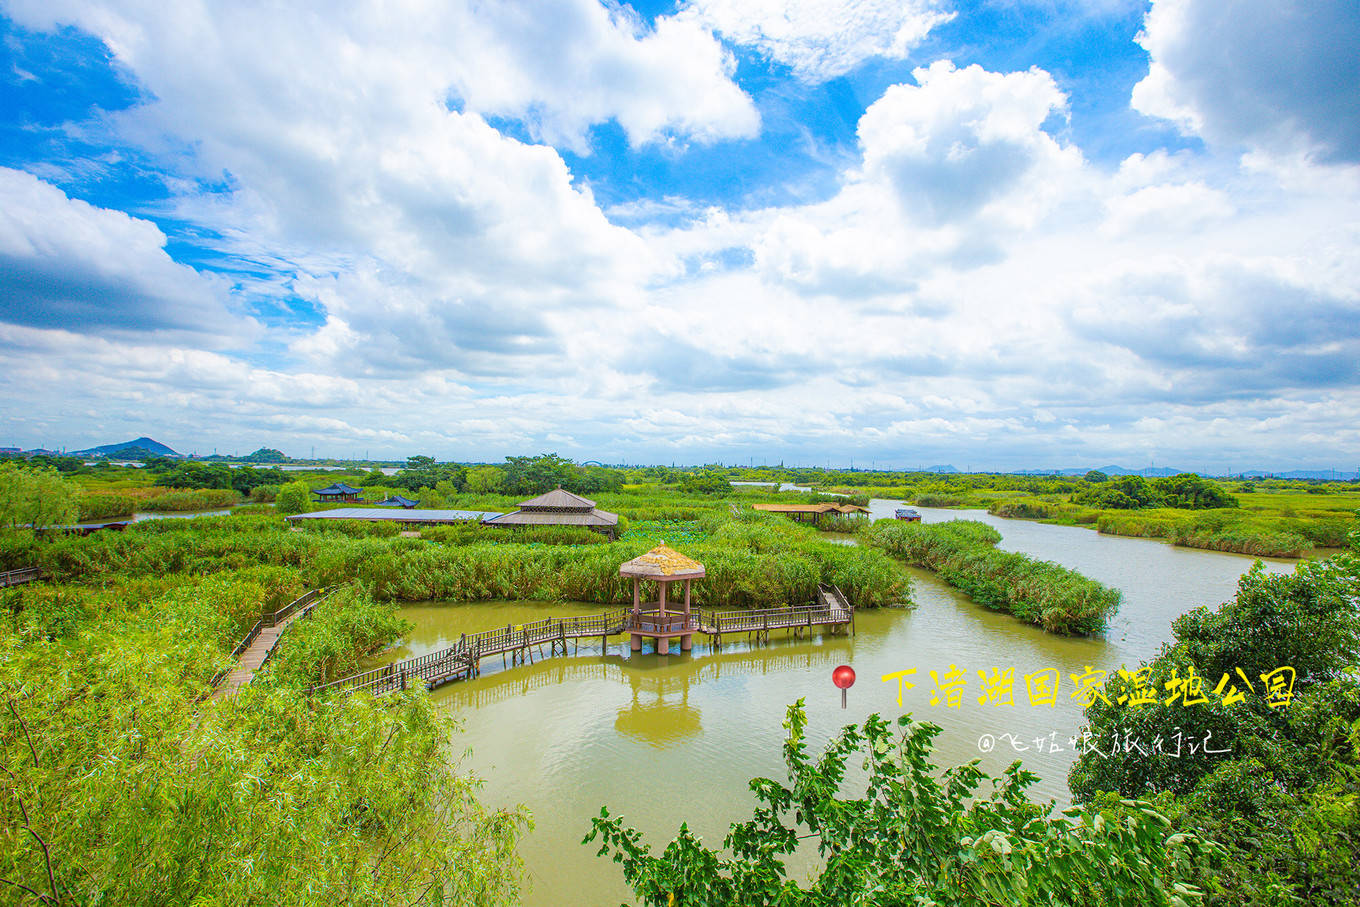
380;502;1300;905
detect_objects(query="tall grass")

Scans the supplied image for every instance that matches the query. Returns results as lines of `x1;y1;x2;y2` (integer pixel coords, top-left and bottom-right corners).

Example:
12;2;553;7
21;509;913;610
862;520;1120;635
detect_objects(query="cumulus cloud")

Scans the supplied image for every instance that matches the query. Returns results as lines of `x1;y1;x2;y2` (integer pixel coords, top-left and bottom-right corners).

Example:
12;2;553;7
0;167;248;343
5;0;758;152
716;61;1086;300
1132;0;1360;162
680;0;953;82
858;62;1079;225
4;0;702;378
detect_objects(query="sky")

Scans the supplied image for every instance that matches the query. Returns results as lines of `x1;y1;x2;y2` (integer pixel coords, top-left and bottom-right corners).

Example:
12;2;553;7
0;0;1357;471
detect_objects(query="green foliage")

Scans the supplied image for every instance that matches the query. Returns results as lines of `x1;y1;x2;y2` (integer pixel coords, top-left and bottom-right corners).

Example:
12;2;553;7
0;571;526;905
586;700;1219;906
266;586;409;687
1085;470;1110;483
153;460;285;494
1075;474;1238;511
1069;544;1360;905
249;483;279;503
275;479;312;515
0;463;78;531
24;508;911;610
138;487;241;511
76;491;137;520
863;519;1120;634
243;446;288;463
680;469;734;495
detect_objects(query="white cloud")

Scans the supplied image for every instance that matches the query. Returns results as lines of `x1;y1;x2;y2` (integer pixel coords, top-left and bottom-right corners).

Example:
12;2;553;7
1132;0;1360;163
0;167;249;344
6;0;758;153
680;0;953;82
5;0;696;379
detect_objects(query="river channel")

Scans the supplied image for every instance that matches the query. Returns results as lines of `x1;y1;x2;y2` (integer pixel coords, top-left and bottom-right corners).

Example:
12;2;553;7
378;503;1301;905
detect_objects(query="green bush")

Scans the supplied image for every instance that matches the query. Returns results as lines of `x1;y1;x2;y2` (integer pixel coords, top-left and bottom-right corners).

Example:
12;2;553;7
588;701;1219;906
1069;550;1360;906
863;519;1119;634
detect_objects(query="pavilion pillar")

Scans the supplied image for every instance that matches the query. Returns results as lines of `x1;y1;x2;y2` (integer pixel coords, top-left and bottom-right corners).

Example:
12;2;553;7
657;635;669;655
631;633;641;652
681;578;692;651
659;580;667;616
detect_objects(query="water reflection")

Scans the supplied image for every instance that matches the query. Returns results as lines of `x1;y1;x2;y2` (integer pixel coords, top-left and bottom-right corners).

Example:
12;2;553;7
381;515;1302;907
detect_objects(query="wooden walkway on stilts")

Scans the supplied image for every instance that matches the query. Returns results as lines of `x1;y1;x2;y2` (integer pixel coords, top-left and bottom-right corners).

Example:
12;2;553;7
0;566;43;588
210;587;336;698
311;584;855;699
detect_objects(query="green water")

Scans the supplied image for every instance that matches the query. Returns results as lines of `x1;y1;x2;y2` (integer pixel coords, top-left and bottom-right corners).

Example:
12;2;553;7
379;506;1300;905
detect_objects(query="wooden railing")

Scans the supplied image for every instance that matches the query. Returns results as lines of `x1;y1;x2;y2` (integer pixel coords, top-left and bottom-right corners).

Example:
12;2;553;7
312;591;854;699
0;566;42;588
209;586;338;689
311;607;633;697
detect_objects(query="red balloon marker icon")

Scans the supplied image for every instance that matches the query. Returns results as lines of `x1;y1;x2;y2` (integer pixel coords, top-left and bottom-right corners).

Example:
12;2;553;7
832;665;856;709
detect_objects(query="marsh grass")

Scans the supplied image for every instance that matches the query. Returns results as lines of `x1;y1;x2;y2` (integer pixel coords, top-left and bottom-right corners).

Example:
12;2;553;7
863;519;1120;635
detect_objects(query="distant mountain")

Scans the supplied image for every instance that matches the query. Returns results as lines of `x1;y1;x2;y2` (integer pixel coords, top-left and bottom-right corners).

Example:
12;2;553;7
1237;468;1359;480
72;437;180;458
924;464;958;473
1015;465;1187;477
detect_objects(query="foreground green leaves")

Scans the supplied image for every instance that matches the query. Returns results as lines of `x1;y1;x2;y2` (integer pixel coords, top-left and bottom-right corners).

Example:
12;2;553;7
1070;542;1360;905
1;574;527;906
586;700;1217;906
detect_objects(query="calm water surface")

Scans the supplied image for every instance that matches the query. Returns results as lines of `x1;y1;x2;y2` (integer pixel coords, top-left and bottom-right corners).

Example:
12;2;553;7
382;503;1300;905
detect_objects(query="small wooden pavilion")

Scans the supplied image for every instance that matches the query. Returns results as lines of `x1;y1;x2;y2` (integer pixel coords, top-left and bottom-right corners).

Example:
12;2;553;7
312;481;363;503
484;487;619;538
619;544;705;655
751;502;869;525
375;494;419;508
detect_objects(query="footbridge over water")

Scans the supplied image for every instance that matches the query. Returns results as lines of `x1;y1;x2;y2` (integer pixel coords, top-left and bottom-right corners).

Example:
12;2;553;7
310;583;854;698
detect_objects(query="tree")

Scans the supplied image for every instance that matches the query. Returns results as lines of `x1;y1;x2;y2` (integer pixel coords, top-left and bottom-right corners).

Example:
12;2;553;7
679;469;732;495
1152;474;1238;510
274;480;312;515
1070;536;1360;905
1084;470;1110;483
0;463;77;530
501;453;577;495
465;465;503;494
587;701;1219;906
243;447;288;463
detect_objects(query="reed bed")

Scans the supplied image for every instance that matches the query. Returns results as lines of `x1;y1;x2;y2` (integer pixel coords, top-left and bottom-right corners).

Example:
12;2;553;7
17;509;913;610
862;519;1120;635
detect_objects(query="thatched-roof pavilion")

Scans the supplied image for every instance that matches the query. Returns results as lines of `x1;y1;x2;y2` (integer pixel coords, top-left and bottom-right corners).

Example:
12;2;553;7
484;488;619;537
619;544;705;655
752;502;869;525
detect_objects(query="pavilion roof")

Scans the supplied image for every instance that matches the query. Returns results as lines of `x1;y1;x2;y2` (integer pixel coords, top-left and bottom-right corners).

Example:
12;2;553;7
752;503;869;514
314;482;362;495
619;544;705;578
518;488;596;512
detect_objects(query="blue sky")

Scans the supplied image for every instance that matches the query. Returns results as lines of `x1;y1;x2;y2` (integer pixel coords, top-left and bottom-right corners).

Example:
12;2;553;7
0;0;1357;470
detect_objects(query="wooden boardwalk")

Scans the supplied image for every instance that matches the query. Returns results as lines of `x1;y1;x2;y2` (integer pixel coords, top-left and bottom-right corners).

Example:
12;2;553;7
0;566;42;588
210;588;334;698
313;584;854;699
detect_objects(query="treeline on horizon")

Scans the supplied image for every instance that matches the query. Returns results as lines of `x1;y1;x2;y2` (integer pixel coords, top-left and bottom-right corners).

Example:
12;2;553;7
6;450;1357;560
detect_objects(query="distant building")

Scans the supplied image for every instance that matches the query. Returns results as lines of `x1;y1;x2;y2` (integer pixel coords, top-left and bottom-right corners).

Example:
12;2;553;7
483;488;619;538
312;482;363;503
375;495;419;508
894;508;922;522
